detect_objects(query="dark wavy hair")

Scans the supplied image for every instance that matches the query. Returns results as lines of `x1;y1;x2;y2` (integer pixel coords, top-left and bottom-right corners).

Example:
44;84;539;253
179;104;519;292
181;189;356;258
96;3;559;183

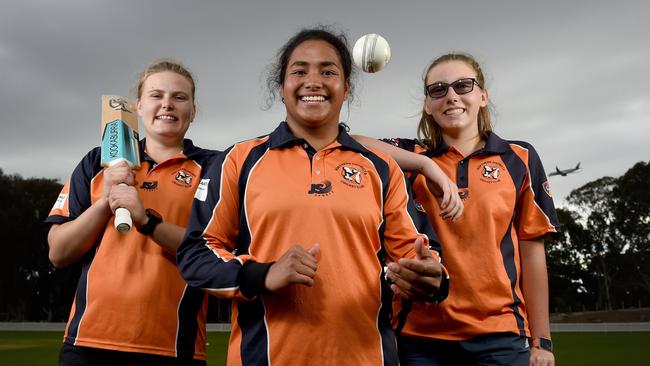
264;25;356;109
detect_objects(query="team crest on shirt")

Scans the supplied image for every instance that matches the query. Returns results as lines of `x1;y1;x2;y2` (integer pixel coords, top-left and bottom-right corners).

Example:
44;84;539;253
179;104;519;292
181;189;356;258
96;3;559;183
173;169;195;188
478;161;505;183
543;180;553;197
336;163;367;188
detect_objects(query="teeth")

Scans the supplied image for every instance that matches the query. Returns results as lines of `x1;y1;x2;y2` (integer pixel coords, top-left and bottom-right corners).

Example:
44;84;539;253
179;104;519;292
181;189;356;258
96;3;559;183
301;96;326;102
156;115;177;120
444;108;465;116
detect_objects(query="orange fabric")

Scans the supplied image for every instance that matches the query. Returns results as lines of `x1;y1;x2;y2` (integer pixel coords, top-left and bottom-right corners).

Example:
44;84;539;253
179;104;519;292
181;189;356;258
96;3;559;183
47;142;212;359
391;136;558;341
180;124;436;365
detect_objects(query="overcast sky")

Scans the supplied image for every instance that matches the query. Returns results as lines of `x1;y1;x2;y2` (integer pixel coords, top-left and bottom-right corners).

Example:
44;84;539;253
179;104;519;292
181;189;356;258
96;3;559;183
1;0;648;205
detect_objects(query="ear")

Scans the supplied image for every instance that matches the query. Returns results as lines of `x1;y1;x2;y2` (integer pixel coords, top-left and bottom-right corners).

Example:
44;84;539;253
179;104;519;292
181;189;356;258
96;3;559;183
343;79;350;101
136;99;143;116
423;99;432;116
190;104;196;123
479;88;489;108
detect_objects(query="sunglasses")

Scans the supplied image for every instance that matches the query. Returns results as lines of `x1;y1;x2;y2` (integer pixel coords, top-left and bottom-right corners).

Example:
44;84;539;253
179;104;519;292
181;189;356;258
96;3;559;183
424;78;482;99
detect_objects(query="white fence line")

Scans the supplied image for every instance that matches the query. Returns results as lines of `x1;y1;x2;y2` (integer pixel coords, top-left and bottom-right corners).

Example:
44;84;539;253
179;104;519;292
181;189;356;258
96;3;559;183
2;322;650;332
551;322;650;332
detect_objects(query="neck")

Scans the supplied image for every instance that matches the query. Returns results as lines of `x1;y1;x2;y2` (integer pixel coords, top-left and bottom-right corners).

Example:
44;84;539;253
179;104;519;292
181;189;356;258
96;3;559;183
442;129;484;157
144;137;184;163
286;120;340;151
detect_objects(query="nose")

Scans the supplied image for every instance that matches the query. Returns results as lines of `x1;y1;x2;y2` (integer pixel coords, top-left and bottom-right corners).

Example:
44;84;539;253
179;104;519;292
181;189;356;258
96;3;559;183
442;86;460;103
304;71;323;89
162;96;174;110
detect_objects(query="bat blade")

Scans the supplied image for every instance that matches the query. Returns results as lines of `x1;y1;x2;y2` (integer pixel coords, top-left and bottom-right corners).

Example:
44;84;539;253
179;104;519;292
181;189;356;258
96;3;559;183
101;95;140;168
100;95;140;232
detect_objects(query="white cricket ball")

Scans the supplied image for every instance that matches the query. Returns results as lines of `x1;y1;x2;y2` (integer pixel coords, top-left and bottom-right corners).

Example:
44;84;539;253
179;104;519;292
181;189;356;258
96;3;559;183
353;33;391;73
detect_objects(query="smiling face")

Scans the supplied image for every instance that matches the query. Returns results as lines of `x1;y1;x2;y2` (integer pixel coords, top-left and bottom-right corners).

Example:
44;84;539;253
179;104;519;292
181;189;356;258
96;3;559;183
424;60;488;137
281;39;349;136
136;71;195;144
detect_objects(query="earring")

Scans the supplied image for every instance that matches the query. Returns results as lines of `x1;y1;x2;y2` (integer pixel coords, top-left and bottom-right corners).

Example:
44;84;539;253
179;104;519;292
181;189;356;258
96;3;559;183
281;97;285;104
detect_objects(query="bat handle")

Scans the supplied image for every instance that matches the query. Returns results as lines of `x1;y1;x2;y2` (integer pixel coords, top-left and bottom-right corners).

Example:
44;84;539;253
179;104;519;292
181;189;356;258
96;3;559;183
114;207;132;232
114;183;132;232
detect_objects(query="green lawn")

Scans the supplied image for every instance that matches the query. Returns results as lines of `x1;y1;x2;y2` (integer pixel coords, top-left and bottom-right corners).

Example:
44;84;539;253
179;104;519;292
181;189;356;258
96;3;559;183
0;331;230;365
1;331;648;365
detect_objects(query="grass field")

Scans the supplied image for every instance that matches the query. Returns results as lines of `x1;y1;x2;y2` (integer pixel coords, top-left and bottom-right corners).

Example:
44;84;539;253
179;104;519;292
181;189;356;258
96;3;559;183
1;331;649;365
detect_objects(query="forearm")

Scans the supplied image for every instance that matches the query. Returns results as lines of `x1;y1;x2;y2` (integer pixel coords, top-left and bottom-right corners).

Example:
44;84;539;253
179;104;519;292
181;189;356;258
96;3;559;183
147;222;187;253
352;135;430;173
48;197;112;268
521;239;552;339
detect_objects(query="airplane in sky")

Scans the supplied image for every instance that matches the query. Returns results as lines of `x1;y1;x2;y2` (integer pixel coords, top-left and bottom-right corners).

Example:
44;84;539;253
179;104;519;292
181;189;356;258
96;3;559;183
549;162;581;177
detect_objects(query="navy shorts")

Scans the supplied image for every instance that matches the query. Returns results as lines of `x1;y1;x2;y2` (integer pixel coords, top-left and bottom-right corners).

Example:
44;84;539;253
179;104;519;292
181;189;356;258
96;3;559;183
398;332;530;366
59;343;207;366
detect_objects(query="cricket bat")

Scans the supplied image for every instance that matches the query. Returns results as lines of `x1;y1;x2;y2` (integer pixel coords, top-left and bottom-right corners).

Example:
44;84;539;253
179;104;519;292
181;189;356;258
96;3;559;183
100;95;141;232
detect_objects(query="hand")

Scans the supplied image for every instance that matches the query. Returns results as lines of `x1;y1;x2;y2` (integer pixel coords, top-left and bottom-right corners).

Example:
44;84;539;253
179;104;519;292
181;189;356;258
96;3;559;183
107;184;146;226
530;347;554;366
386;237;442;300
103;161;135;198
264;244;320;292
420;160;463;221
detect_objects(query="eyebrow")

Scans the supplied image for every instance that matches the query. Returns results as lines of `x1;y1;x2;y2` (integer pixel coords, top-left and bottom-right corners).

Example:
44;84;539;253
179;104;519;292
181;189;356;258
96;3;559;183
429;77;475;84
289;60;340;68
146;88;189;95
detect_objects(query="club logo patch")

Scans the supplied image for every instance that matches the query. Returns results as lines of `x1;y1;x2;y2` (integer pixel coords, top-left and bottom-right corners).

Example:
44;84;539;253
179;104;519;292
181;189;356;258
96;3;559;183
194;178;209;201
140;181;158;191
173;169;195;188
478;161;505;183
543;180;553;197
52;193;67;210
336;163;367;188
308;180;333;196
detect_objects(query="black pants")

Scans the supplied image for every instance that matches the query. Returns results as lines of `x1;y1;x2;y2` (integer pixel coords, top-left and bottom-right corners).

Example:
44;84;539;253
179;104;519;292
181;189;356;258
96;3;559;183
398;332;530;366
59;343;207;366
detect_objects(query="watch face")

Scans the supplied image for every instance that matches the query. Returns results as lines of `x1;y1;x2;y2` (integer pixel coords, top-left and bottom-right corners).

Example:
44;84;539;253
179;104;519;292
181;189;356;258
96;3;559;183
539;338;553;352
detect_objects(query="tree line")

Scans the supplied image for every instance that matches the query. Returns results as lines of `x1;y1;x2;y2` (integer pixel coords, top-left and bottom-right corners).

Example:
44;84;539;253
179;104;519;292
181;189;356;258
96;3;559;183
0;161;648;321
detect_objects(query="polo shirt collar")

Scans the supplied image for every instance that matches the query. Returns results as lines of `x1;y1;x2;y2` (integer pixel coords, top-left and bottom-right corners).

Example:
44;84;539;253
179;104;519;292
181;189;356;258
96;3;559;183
269;121;368;154
426;131;510;157
140;138;209;162
482;132;511;154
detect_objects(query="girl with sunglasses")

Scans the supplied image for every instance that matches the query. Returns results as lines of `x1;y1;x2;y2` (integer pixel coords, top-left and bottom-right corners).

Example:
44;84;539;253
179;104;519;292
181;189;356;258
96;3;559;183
355;53;559;366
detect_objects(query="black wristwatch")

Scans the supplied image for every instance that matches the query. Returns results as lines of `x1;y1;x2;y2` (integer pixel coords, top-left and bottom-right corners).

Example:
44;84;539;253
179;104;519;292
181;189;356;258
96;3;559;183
137;209;162;235
533;337;553;353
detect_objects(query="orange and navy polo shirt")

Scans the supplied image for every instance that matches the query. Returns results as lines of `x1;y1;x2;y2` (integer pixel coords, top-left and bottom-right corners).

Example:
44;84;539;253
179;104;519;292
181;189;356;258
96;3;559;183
177;122;444;366
385;133;559;341
45;139;219;360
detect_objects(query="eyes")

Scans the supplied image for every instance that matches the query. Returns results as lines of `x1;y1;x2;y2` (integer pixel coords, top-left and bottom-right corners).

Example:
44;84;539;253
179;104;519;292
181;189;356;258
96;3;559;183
288;66;340;77
424;78;481;99
147;92;190;101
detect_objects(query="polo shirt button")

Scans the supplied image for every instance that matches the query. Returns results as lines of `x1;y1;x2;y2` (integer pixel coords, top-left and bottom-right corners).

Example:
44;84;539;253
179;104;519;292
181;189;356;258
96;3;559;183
315;156;320;160
316;170;321;175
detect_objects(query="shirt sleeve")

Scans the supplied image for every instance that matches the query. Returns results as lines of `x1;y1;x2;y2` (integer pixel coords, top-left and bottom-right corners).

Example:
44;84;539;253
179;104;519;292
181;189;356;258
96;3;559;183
515;144;561;240
177;144;270;300
45;147;102;225
382;156;449;302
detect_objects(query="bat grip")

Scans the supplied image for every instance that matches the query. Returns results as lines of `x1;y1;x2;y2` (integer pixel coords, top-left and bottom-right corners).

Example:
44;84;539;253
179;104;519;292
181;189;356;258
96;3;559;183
114;183;133;232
